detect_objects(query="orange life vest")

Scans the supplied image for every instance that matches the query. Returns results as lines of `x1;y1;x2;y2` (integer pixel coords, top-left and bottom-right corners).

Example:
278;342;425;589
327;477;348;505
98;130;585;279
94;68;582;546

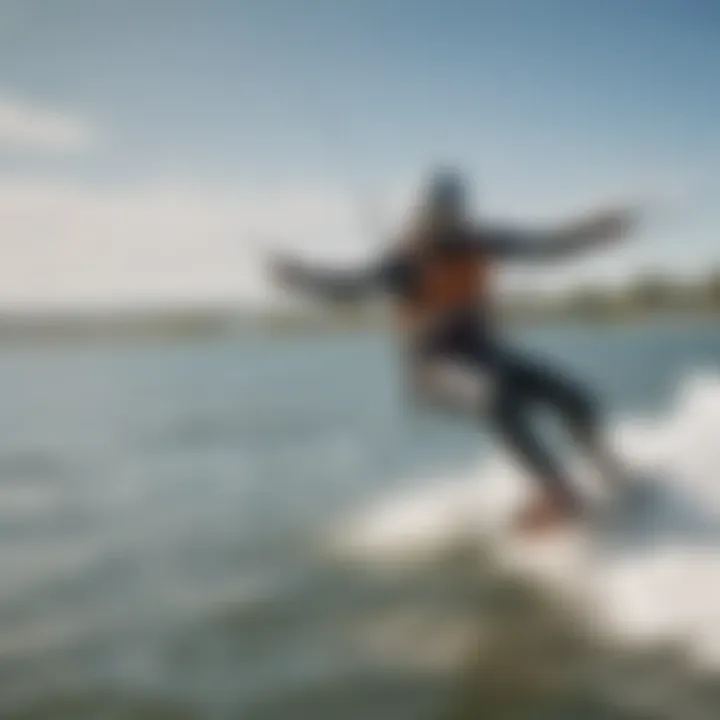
395;242;494;334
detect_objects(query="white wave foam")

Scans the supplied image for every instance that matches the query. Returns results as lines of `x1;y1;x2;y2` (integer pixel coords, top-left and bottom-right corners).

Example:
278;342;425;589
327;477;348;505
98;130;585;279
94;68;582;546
334;372;720;667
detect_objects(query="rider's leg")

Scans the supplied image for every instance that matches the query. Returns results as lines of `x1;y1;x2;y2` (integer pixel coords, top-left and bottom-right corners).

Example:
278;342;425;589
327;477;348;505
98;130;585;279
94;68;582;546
489;377;583;520
502;351;627;489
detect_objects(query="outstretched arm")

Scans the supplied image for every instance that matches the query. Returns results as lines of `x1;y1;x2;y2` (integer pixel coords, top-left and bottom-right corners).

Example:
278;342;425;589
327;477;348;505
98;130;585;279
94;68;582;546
480;206;639;261
268;252;392;302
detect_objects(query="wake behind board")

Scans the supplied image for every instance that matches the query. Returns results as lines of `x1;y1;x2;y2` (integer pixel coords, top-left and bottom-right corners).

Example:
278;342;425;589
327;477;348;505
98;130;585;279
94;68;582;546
582;475;669;556
590;476;658;526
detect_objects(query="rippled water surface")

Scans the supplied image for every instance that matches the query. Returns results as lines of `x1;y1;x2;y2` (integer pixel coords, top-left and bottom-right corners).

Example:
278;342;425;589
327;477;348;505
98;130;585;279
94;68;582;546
2;320;720;719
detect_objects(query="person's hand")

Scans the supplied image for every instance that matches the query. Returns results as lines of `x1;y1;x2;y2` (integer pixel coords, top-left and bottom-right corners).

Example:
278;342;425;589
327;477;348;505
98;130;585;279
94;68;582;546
577;206;640;244
267;253;308;290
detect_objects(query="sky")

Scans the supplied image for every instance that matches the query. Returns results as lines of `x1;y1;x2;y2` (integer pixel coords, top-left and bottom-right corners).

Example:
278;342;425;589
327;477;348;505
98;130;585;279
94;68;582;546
0;0;718;309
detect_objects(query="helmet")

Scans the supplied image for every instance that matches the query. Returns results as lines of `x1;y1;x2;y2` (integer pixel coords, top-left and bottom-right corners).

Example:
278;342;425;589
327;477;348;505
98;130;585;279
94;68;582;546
421;167;468;223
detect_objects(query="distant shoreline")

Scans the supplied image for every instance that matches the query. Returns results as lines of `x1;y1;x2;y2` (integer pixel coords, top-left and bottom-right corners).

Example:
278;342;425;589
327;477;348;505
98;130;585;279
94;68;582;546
0;305;716;346
3;269;719;343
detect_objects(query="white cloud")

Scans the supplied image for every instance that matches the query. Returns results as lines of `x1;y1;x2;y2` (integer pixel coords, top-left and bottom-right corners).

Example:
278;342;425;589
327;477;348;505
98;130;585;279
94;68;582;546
0;93;99;154
0;176;366;309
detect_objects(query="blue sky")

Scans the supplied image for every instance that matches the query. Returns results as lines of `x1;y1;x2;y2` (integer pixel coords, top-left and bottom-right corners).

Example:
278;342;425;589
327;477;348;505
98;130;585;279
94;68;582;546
0;0;718;306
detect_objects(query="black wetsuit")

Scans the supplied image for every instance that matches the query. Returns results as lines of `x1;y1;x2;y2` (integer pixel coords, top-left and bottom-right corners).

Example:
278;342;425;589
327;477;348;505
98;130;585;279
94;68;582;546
291;227;602;503
418;307;598;503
